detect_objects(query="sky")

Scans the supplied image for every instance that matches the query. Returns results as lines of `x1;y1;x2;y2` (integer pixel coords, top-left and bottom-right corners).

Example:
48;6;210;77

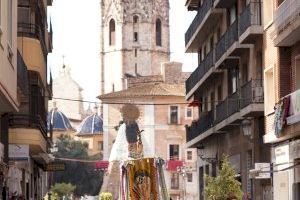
47;0;197;106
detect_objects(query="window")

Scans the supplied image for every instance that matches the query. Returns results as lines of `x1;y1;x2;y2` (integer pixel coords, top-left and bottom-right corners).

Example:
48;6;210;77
210;36;214;52
186;107;193;119
198;48;202;64
134;32;138;42
7;0;12;45
109;19;116;46
135;63;137;74
264;66;275;114
171;173;179;189
134;49;137;57
187;173;193;182
170;106;179;124
169;144;179;160
98;141;103;151
205;164;210;176
228;67;238;94
212;162;217;177
210;92;215;111
156;19;162;46
217;85;222;103
187;151;193;160
228;4;237;25
133;15;138;23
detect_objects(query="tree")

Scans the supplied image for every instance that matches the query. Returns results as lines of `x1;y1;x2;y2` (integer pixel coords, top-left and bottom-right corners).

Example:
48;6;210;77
53;135;103;196
99;192;113;200
51;183;76;199
204;156;243;200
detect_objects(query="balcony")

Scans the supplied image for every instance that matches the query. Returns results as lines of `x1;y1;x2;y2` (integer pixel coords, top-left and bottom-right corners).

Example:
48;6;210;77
214;0;236;8
215;91;240;125
185;0;222;52
240;79;264;117
18;23;48;59
215;21;241;67
17;51;28;96
239;2;263;44
186;110;214;142
273;0;300;46
8;114;48;154
186;50;214;97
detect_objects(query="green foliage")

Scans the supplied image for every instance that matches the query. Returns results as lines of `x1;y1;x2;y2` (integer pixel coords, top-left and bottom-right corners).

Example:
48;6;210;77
53;135;103;196
99;192;113;200
204;156;243;200
51;183;76;198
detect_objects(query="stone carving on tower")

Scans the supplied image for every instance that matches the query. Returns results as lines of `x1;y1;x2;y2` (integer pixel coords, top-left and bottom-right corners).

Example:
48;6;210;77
100;0;170;95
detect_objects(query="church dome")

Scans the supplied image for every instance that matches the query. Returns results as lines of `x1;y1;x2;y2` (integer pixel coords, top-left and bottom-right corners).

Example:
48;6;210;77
77;114;103;135
47;108;73;131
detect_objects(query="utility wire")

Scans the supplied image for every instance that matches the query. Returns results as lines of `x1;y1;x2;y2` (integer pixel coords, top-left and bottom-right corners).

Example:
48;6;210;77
46;96;264;106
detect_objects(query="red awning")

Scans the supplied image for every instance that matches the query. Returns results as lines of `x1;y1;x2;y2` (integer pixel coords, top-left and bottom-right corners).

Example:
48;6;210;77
166;160;184;171
95;161;109;169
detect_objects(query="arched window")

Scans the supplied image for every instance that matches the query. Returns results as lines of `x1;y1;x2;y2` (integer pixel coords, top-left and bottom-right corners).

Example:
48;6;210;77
156;19;162;46
133;15;139;23
109;19;116;46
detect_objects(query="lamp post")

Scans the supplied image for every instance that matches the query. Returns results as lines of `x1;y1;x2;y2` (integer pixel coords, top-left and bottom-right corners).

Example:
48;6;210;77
177;165;193;200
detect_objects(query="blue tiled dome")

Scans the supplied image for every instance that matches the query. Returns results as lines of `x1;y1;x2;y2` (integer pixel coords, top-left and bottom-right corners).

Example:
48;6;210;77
47;108;73;131
77;114;103;135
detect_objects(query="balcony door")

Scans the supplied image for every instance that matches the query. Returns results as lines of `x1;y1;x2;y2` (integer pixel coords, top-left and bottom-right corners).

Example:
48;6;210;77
296;56;300;90
228;67;239;95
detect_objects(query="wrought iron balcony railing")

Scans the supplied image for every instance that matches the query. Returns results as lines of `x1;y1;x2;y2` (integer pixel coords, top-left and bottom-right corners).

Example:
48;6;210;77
215;21;238;62
9;114;47;140
274;0;300;31
185;0;214;46
18;23;48;59
239;2;262;36
186;110;214;142
186;50;214;94
215;91;239;124
240;79;264;108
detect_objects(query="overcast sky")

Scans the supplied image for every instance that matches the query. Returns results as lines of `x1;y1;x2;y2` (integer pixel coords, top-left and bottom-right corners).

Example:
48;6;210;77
47;0;197;105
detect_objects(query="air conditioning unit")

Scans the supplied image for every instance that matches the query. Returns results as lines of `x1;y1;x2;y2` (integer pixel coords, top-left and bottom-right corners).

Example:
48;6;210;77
253;87;263;102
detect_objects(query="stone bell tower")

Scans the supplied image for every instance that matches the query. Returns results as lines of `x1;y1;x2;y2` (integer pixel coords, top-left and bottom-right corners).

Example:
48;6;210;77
100;0;170;95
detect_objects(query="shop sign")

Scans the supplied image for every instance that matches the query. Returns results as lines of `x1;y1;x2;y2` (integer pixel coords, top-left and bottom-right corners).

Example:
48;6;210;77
287;89;300;125
275;144;289;170
254;163;271;179
8;144;29;161
44;162;65;172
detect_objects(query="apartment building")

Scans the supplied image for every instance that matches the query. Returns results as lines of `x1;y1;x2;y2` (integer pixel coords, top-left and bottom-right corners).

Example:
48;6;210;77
0;0;18;196
99;63;199;200
263;0;300;199
6;0;53;198
184;0;271;199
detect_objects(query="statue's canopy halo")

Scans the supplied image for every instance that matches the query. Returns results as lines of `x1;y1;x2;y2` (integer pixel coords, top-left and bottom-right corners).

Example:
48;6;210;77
120;104;140;121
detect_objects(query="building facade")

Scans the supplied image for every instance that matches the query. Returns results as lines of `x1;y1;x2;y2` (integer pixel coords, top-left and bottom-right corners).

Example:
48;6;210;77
263;0;300;199
184;0;271;199
7;0;53;198
0;0;18;197
100;0;170;95
99;63;198;200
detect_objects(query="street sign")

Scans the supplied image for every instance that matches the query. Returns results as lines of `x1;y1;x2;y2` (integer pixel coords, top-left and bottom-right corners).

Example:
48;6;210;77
44;162;66;172
253;163;271;179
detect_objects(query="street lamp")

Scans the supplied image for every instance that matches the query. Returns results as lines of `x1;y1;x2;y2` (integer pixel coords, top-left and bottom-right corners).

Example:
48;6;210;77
241;119;252;139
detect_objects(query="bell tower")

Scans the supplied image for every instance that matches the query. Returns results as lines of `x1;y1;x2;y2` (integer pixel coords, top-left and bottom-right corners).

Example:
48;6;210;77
100;0;170;95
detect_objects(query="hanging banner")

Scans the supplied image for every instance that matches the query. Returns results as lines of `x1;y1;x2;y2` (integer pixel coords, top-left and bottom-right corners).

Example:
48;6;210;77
287;89;300;125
